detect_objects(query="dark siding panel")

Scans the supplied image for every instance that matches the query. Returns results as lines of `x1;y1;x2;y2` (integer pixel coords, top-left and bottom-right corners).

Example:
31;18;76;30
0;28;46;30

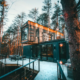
53;42;59;62
23;39;69;62
23;45;32;57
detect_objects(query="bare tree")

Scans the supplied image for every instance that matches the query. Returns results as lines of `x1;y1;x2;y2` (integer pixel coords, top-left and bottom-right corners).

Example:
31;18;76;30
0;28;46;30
28;8;38;22
0;0;8;55
2;12;27;55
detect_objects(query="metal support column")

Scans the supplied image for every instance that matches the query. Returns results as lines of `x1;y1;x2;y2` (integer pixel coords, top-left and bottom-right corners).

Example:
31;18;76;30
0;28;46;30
38;59;40;71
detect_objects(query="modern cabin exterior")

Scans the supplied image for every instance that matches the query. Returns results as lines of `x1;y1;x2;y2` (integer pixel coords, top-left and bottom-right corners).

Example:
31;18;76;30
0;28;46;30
21;20;69;62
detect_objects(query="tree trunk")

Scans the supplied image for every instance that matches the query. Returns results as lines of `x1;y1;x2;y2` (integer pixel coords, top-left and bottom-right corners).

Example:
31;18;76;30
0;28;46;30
0;0;1;55
61;0;80;80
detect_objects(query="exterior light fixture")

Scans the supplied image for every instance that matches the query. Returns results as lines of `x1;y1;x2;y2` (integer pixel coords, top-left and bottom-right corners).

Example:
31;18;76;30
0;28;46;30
59;43;63;47
59;61;63;64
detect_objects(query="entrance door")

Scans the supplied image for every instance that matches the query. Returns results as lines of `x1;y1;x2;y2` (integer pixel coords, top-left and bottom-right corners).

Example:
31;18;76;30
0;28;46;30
59;42;67;62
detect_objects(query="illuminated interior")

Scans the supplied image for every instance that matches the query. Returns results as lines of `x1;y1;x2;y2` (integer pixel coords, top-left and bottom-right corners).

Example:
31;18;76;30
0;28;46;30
28;20;64;36
21;20;64;44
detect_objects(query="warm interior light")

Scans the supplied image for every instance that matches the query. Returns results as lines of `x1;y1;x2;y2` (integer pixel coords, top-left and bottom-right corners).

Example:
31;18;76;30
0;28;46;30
56;28;59;31
57;32;59;36
28;20;64;36
36;24;38;28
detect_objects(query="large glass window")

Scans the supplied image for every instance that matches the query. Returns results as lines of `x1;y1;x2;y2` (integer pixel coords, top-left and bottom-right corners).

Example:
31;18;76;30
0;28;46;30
36;29;39;37
21;27;28;41
43;33;51;41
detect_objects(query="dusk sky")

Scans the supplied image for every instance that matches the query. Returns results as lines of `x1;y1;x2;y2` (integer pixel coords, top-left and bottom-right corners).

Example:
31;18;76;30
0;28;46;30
4;0;61;32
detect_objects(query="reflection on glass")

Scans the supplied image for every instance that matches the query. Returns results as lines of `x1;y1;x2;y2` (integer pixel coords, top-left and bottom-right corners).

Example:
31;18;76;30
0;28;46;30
43;33;51;41
22;27;28;41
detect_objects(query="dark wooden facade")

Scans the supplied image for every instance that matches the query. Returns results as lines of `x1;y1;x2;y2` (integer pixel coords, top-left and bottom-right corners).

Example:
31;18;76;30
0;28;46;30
21;21;69;62
23;39;69;62
21;20;64;44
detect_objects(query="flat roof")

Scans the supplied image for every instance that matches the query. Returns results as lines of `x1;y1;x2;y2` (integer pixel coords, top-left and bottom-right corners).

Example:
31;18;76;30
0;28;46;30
22;20;64;36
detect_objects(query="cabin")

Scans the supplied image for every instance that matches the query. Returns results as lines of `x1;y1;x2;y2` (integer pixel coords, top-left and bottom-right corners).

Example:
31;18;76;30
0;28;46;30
21;20;69;62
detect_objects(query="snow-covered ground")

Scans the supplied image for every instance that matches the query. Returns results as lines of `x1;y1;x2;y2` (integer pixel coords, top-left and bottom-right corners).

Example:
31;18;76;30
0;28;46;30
0;58;73;80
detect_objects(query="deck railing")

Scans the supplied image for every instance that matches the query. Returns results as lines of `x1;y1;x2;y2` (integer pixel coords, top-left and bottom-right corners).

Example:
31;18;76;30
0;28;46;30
57;60;67;80
0;57;40;80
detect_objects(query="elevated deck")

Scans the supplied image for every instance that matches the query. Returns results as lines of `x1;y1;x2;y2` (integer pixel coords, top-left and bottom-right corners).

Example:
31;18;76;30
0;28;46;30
0;58;73;80
0;58;38;71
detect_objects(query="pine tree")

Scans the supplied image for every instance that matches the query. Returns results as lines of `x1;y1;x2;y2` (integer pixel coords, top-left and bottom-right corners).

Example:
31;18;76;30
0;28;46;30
51;3;64;32
3;12;27;55
28;8;38;22
37;13;48;27
42;0;52;28
0;0;8;55
61;0;80;79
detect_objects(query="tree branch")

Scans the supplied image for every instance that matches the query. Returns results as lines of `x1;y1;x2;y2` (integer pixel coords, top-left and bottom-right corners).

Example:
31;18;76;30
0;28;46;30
74;0;80;10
